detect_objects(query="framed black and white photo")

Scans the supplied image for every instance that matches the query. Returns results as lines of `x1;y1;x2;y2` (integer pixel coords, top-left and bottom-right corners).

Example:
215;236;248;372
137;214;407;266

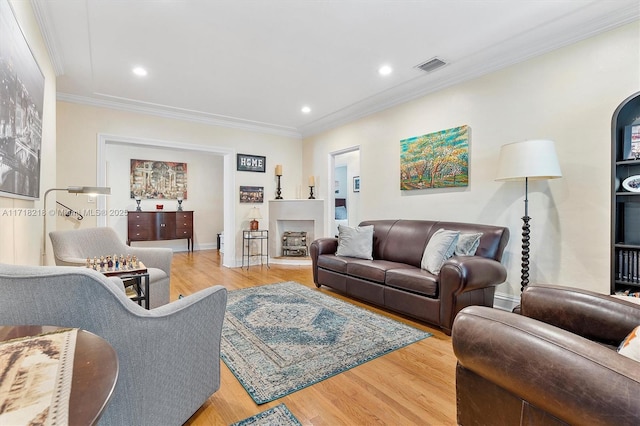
353;176;360;192
0;0;45;200
237;154;266;172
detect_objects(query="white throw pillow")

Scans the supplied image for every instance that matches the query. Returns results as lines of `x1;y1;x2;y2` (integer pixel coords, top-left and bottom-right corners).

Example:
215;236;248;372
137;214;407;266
335;224;374;260
421;229;460;274
455;232;483;256
618;325;640;362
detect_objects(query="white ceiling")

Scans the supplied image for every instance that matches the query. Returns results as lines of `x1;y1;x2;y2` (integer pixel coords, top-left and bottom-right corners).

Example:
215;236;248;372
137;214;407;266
31;0;640;138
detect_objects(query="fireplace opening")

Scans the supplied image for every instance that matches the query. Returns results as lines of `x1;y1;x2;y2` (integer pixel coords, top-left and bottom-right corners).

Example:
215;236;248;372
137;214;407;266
282;231;307;257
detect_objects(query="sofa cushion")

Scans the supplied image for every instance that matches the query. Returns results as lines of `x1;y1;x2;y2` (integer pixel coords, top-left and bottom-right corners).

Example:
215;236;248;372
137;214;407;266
618;325;640;362
421;229;460;274
317;254;350;274
385;268;438;297
347;259;412;284
336;224;374;260
455;233;483;256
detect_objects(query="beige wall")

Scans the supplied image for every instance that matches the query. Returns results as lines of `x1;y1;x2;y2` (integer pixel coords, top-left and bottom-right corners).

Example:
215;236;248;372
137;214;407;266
303;22;640;299
0;1;56;266
55;102;302;266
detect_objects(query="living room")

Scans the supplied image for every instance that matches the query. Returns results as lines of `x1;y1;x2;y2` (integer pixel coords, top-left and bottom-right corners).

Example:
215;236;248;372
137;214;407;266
3;3;638;302
1;1;640;424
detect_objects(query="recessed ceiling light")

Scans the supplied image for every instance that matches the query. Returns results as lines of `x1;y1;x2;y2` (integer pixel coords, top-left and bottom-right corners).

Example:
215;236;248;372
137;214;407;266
301;106;311;114
378;65;392;76
132;67;148;77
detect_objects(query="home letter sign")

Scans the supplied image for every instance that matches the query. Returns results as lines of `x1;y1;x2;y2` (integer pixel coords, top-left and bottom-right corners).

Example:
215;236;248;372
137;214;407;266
237;154;266;173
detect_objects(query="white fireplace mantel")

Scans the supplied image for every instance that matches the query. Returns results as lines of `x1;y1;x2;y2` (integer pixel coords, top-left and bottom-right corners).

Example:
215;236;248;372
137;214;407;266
269;199;325;260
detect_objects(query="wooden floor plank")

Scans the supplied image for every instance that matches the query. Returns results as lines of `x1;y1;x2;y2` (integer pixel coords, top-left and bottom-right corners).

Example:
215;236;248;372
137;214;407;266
176;250;457;425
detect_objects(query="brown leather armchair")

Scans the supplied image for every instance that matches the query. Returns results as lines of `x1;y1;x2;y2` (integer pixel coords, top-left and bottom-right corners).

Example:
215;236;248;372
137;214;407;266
452;284;640;426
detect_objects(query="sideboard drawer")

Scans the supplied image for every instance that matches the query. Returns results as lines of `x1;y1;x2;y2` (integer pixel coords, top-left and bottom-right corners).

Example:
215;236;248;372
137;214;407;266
128;229;151;240
175;211;193;237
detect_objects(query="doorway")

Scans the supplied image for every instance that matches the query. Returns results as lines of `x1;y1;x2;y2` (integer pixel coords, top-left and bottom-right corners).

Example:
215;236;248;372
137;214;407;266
329;147;360;236
96;134;237;267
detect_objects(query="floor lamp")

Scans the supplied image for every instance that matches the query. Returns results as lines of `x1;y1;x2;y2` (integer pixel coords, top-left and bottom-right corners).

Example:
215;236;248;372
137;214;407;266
495;140;562;293
42;186;111;265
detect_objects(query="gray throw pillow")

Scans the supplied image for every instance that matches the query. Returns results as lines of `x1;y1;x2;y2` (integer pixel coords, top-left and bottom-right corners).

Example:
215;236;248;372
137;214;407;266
421;229;460;274
335;224;374;260
455;232;483;256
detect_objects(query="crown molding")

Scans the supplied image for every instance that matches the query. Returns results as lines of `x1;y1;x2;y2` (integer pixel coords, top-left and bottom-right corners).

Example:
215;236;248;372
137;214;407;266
30;0;64;76
300;12;640;138
57;92;303;139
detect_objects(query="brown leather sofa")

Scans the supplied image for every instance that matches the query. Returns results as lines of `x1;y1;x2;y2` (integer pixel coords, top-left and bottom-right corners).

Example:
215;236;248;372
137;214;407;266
452;284;640;426
310;219;509;334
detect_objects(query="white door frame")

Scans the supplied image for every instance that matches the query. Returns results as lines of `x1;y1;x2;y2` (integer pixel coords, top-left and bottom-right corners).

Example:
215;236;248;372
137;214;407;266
327;145;360;236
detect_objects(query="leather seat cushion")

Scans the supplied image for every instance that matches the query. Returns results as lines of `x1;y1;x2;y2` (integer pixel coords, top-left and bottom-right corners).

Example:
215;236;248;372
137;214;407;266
317;254;349;274
347;260;412;283
385;267;438;297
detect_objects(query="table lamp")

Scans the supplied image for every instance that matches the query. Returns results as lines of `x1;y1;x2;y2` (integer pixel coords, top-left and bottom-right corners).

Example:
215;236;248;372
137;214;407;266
248;207;262;231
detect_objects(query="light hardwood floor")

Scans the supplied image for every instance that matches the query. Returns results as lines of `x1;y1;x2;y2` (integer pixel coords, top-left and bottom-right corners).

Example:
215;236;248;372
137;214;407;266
174;250;457;425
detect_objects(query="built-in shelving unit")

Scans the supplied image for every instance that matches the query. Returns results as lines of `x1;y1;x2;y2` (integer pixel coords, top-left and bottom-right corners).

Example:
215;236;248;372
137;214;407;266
611;92;640;295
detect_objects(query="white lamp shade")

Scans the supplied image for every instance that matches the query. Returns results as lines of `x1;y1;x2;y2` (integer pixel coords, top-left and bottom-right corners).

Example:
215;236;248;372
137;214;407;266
248;207;262;219
495;139;562;181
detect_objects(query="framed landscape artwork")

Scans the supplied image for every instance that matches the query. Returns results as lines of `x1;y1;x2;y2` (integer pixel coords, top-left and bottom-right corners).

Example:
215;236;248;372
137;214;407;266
0;0;45;200
400;125;469;190
130;159;188;199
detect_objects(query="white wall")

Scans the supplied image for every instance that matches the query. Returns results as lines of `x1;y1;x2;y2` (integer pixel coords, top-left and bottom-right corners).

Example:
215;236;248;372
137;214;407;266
0;1;56;266
55;101;302;266
303;22;640;299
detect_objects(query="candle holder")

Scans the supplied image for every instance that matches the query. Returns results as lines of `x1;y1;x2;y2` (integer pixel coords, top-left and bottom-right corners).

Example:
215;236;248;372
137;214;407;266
308;186;315;199
135;195;142;211
276;175;283;199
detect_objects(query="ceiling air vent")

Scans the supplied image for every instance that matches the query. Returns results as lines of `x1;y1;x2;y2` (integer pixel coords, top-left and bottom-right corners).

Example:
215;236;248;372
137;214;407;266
415;57;447;73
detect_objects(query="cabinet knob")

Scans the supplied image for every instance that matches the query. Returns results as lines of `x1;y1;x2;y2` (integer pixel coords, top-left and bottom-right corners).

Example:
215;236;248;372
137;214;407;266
161;223;166;227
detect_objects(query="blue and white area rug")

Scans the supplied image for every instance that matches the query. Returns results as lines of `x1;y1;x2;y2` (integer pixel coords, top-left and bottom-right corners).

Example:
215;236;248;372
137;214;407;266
230;404;301;426
220;282;432;404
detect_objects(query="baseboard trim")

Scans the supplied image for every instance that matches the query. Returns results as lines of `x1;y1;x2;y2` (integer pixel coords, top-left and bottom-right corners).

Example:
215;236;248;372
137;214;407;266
493;292;520;312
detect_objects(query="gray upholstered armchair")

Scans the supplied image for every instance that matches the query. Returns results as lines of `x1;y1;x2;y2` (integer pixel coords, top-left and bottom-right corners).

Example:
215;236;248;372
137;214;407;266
49;227;172;308
0;263;227;426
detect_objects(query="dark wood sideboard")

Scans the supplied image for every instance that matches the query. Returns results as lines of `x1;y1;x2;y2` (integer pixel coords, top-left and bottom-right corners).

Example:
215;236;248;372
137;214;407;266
128;211;193;251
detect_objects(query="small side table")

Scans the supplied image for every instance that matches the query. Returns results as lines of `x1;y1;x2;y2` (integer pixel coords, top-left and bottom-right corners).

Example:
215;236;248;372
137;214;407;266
242;229;269;269
0;325;118;425
101;263;150;309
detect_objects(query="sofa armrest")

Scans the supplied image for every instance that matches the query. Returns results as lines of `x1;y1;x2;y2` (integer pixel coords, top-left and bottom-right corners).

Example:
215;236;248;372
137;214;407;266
452;306;640;426
440;256;507;292
521;284;640;345
440;256;507;294
310;238;338;256
437;256;507;334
